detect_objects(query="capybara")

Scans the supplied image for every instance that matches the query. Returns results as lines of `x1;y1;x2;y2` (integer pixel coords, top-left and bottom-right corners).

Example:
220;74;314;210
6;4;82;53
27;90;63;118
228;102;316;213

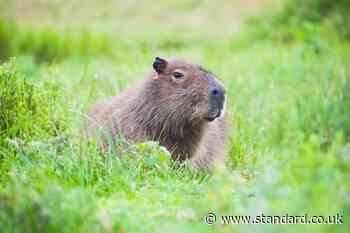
85;57;228;169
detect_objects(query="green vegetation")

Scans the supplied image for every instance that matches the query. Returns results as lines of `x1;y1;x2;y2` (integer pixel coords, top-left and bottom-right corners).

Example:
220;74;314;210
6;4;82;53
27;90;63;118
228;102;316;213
277;0;350;39
0;0;349;232
0;21;115;63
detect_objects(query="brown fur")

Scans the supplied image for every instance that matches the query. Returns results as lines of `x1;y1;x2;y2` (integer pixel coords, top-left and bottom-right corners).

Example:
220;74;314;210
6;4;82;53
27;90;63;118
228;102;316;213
84;58;228;169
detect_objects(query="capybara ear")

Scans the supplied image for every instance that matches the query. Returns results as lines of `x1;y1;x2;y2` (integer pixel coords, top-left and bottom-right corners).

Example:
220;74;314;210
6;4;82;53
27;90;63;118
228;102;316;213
153;57;168;74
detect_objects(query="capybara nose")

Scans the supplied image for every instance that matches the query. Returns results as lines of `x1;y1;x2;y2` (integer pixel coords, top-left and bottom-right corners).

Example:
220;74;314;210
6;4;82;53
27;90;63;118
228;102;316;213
209;86;225;108
206;85;225;121
210;87;224;98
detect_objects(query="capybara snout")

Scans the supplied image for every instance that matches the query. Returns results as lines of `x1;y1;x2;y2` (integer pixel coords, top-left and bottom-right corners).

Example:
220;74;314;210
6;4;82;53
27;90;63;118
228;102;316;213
206;79;225;121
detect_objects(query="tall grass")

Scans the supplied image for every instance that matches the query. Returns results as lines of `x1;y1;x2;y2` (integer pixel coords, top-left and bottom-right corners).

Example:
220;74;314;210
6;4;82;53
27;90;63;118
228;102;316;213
0;60;67;183
0;20;116;63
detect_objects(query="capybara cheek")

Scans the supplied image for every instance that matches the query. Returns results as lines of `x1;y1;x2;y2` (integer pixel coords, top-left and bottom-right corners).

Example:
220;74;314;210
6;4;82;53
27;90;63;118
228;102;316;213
191;102;209;120
189;92;203;104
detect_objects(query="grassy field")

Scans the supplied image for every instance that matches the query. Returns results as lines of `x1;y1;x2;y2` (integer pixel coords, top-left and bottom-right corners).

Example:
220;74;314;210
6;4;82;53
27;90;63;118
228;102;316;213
0;0;349;233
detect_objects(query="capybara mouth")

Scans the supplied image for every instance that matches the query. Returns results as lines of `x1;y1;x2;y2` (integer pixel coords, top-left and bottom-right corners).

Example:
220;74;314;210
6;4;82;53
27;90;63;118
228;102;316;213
204;110;221;122
204;117;216;122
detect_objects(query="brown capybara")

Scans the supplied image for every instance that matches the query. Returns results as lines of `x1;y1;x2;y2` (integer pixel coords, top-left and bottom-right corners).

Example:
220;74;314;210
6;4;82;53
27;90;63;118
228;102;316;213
85;57;228;169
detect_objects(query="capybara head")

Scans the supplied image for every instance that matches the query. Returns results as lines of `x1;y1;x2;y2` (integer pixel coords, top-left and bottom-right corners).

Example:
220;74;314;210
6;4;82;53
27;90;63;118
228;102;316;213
151;57;226;123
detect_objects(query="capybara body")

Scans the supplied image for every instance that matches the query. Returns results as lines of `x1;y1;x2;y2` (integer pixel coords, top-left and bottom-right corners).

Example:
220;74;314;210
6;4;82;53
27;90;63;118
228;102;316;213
85;57;228;169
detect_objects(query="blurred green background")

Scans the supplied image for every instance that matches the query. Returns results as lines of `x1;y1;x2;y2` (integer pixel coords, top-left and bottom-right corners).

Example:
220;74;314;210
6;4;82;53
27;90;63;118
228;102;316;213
0;0;349;233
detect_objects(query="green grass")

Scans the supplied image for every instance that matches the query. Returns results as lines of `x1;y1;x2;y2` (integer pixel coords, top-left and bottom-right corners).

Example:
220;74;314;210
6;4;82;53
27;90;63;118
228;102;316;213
0;1;350;232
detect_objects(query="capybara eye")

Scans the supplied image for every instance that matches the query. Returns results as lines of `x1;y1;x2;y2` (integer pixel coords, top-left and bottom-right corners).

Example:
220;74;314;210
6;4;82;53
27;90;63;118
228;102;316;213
173;72;184;80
